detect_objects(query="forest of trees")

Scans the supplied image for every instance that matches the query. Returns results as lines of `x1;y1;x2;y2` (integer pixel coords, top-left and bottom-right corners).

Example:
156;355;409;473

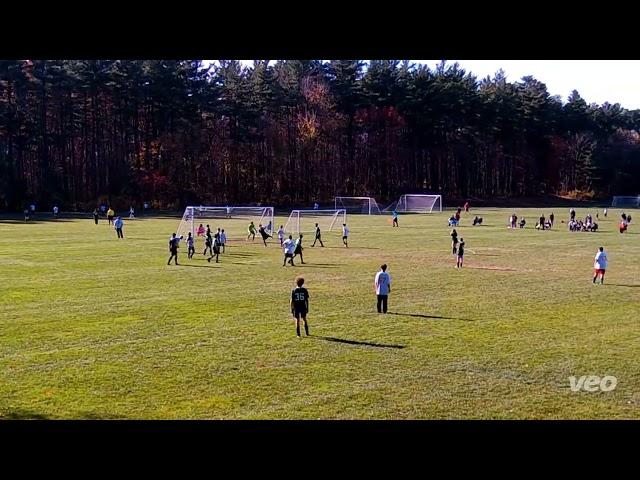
1;59;640;211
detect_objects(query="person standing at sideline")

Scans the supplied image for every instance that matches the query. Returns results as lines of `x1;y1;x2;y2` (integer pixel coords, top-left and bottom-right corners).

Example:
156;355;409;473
374;264;392;314
107;207;115;225
114;216;124;238
593;246;608;284
129;206;135;219
93;208;99;225
53;205;59;218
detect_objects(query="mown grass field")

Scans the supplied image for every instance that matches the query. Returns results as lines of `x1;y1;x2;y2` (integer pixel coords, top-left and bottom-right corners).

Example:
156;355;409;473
1;207;639;419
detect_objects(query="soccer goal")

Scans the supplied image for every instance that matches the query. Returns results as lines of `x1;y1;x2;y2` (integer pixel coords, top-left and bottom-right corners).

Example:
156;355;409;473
176;206;275;241
334;196;382;215
386;194;443;213
611;196;640;208
284;209;347;235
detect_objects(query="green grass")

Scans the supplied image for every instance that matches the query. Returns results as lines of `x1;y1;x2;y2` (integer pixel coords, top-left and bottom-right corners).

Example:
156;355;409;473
1;208;639;419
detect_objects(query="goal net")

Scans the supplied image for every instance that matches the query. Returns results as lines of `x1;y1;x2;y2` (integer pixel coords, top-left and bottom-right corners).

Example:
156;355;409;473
283;209;347;235
611;196;640;208
385;194;442;213
176;206;275;242
334;196;382;215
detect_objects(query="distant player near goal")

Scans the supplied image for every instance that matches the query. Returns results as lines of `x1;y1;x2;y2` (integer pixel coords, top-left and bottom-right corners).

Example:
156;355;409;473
311;223;324;247
277;225;285;246
248;221;257;241
392;210;399;227
593;246;608;284
342;223;349;247
290;276;310;338
294;234;305;264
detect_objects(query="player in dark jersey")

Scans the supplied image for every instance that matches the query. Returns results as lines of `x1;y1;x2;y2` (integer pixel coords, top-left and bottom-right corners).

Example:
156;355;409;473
203;226;213;256
290;276;310;338
294;234;305;264
258;224;272;247
311;223;324;247
207;236;221;263
450;228;458;255
186;232;195;259
167;233;179;265
456;238;465;269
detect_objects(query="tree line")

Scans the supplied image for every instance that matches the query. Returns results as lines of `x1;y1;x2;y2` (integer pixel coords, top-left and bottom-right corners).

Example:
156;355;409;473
1;59;639;211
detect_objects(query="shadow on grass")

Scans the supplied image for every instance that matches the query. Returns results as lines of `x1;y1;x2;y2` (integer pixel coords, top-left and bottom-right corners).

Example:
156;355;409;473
1;409;49;420
388;312;475;322
178;263;220;268
606;283;640;288
299;264;340;269
312;335;405;349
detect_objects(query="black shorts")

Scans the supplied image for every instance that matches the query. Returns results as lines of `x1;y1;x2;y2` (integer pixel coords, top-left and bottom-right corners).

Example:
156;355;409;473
293;308;307;318
294;246;302;254
285;253;294;258
342;236;347;240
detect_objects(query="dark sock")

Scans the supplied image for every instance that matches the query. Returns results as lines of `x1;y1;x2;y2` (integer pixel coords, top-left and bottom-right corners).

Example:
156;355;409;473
296;325;300;337
305;324;309;336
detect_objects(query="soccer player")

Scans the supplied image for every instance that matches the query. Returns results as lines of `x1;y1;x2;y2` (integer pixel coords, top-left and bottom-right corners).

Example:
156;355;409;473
450;228;458;255
197;224;205;236
220;229;227;253
207;236;221;263
464;201;470;212
392;210;399;227
311;223;324;247
203;226;213;256
24;208;30;222
114;216;124;238
294;234;305;264
282;235;296;266
129;206;135;219
226;205;232;219
248;221;257;241
53;205;59;218
570;208;576;221
342;223;349;247
93;208;99;225
290;276;310;338
549;212;555;227
604;208;608;218
277;225;285;246
374;264;391;314
107;207;115;225
186;232;195;259
593;246;608;284
456;238;465;268
168;233;180;265
258;224;272;247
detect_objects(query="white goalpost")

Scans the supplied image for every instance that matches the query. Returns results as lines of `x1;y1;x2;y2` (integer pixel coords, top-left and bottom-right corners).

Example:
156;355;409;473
611;196;640;208
176;206;275;240
385;194;443;213
284;209;347;235
334;196;382;215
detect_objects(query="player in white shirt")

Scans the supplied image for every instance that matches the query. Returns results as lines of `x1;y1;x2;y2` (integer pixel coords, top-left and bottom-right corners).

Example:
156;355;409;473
277;225;285;246
374;264;392;314
282;235;296;267
593;246;608;284
342;223;349;247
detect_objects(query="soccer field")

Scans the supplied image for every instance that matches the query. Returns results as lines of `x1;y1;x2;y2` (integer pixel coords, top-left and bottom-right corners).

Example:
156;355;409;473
1;207;639;419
